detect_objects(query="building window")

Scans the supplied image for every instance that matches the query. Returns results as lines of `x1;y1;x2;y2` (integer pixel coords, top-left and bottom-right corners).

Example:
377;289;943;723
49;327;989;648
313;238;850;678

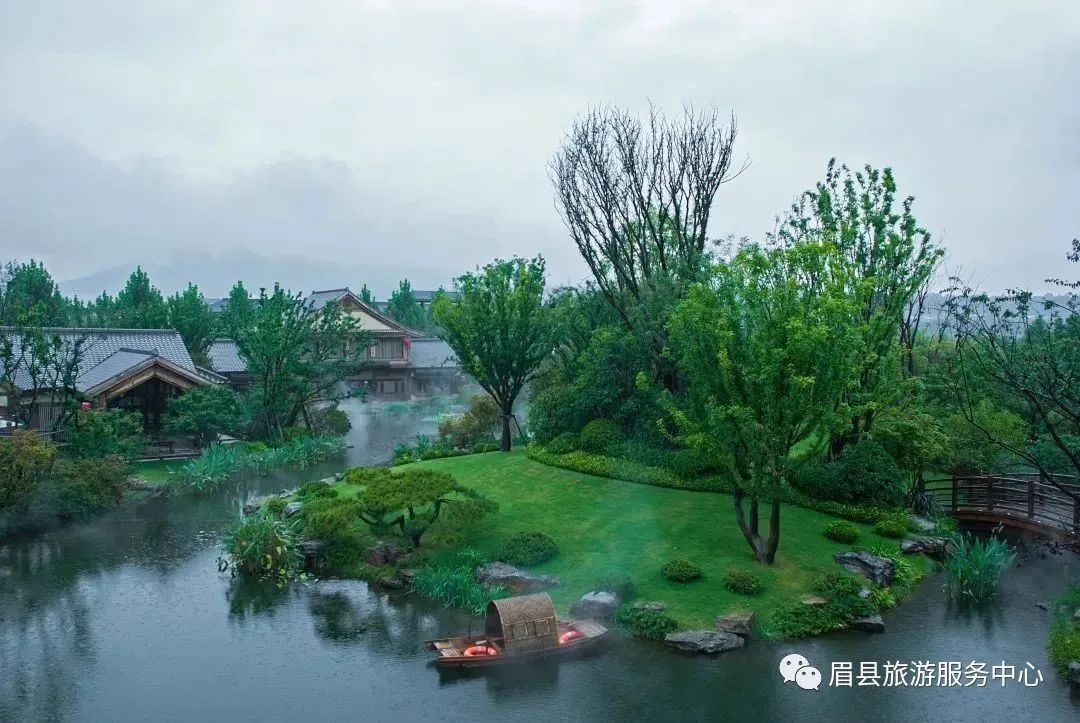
370;338;404;359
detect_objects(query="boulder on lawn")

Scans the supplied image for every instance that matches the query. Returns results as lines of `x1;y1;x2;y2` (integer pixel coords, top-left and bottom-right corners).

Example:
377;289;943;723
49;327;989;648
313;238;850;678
474;562;561;593
664;630;745;654
283;501;303;518
570;591;618;620
900;536;952;559
715;612;754;638
849;614;885;633
364;542;406;567
835;551;895;586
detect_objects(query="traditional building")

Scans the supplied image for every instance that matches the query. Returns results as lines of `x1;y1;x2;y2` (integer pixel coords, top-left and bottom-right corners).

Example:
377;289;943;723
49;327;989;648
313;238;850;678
0;327;220;434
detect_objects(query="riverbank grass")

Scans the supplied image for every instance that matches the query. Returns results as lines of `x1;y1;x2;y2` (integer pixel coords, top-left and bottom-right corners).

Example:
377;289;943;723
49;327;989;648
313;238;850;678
333;450;912;630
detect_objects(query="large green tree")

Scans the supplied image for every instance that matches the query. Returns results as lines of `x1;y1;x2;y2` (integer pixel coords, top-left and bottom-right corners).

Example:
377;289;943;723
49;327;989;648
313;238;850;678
220;281;254;339
386;279;424;330
163;385;245;447
432;256;550;451
0;260;67;326
112;267;168;328
667;243;857;563
236;284;370;441
167;283;216;366
775;160;942;458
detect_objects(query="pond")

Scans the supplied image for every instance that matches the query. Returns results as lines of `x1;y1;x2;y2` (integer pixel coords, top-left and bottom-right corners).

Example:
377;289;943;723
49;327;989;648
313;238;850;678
2;400;1078;721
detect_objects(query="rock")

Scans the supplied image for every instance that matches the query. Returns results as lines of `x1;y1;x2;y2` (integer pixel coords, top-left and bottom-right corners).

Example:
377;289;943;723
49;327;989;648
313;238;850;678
1068;661;1080;687
283;501;303;518
910;515;938;533
715;612;754;638
243;496;272;515
379;576;406;590
1073;608;1080;622
900;536;952;559
278;489;292;498
664;630;745;654
570;591;618;620
850;614;885;633
1036;601;1049;611
364;542;407;567
473;562;561;593
800;595;828;607
299;540;324;566
630;601;667;613
835;551;895;587
858;588;872;600
400;569;419;585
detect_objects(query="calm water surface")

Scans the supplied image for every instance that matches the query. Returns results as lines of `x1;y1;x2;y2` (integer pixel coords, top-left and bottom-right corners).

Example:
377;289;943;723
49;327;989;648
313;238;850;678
2;401;1079;722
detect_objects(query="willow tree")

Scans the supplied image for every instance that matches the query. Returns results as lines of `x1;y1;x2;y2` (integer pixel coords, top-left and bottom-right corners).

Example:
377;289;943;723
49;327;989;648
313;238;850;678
432;256;549;451
775;160;942;458
668;243;857;563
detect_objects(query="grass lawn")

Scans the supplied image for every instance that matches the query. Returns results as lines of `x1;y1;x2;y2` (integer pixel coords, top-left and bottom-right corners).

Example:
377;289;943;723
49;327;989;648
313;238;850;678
355;450;904;630
132;458;186;485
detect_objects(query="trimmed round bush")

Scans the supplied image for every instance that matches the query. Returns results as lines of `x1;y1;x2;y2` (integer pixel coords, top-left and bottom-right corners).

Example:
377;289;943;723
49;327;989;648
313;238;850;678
791;440;904;506
579;419;625;454
824;520;860;544
723;568;763;596
614;604;680;640
874;518;908;539
661;559;702;583
595;574;636;602
545;432;580;455
263;497;287;516
493;532;558;566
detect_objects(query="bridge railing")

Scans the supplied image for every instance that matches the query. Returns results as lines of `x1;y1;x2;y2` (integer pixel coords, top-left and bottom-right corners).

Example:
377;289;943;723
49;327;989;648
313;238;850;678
925;474;1080;538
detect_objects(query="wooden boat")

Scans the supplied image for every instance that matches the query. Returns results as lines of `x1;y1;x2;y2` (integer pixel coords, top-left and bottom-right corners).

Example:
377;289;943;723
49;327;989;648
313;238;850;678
425;592;608;668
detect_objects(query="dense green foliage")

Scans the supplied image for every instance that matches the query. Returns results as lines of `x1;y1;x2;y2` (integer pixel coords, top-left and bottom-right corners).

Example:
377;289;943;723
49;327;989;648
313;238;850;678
723;568;762;596
594;574;636;602
432;256;549;451
0;430;57;509
493;531;558;566
437;395;500;449
411;549;508;616
873;517;908;539
943;533;1015;605
308;404;351;437
614;604;680;641
823;520;860;544
1047;584;1080;678
173;435;345;492
164;385;245;447
385;278;425;330
47;455;129;520
791;440;904;507
662;559;702;583
221;511;303;581
166;283;216;366
345;466;496;547
579;419;625;455
63;409;146;462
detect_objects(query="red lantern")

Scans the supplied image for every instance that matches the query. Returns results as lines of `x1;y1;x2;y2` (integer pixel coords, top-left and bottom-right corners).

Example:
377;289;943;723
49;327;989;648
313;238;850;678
81;401;91;411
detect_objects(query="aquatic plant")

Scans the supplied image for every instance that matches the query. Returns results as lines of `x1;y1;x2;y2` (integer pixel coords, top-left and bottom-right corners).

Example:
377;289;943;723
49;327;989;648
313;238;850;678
173;435;346;492
220;511;302;583
410;549;508;616
943;532;1015;605
1047;583;1080;678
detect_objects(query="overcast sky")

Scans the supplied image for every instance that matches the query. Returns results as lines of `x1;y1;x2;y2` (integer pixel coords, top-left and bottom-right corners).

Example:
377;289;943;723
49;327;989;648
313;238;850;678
1;1;1077;297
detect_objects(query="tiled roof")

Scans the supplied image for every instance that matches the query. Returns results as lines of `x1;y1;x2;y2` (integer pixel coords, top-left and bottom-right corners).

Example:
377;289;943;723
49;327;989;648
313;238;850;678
411;289;460;302
305;288;351;311
76;349;154;391
1;327;199;392
408;338;459;369
208;338;247;373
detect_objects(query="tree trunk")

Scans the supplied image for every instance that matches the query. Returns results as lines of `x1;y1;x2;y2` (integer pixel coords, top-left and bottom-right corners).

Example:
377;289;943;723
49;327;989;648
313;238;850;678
500;408;512;452
733;489;780;564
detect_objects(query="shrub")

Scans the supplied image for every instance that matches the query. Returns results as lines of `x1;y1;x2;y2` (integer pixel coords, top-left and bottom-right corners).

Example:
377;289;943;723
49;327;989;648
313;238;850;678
309;404;351;436
494;532;558;566
411;549;508;615
64;409;146;462
470;442;500;454
263;497;287;516
791;440;904;507
614;603;680;640
0;430;56;510
824;520;860;543
723;568;762;596
766;570;875;639
662;559;702;583
47;455;128;520
545;432;580;455
296;481;338;500
300;496;369;569
874;517;908;539
594;574;636;602
944;532;1015;605
579;419;625;454
437;395;501;449
163;385;245;447
220;512;302;581
1047;584;1080;678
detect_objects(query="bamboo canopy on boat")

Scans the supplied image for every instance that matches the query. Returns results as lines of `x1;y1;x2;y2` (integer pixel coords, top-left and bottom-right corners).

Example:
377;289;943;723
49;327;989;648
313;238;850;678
484;593;559;655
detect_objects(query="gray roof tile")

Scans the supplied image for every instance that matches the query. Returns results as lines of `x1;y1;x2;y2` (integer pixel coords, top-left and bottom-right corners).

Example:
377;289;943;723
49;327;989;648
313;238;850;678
208;338;247;373
408;338;458;369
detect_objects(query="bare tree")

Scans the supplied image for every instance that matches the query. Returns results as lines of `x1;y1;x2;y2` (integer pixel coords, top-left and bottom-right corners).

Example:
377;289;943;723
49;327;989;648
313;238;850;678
549;103;745;327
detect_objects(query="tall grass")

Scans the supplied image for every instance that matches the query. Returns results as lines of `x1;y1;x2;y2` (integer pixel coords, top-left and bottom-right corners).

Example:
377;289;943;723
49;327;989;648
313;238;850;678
410;549;509;616
944;532;1015;605
174;435;346;493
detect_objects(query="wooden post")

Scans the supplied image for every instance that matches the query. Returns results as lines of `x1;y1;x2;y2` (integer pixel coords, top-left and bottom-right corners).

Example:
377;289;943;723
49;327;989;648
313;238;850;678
951;477;958;514
1027;479;1035;518
987;477;994;512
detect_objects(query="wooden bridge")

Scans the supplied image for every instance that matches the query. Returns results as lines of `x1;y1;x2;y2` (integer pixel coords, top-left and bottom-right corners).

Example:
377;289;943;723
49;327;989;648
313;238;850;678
925;474;1080;540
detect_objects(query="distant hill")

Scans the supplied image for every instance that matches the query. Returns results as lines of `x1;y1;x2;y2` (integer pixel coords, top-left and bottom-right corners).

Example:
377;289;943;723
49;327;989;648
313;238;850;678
58;251;451;301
